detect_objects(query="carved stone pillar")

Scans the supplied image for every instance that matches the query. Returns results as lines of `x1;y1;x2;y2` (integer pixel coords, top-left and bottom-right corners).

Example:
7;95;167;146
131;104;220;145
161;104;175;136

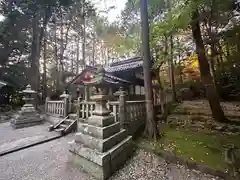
60;91;69;117
114;87;128;129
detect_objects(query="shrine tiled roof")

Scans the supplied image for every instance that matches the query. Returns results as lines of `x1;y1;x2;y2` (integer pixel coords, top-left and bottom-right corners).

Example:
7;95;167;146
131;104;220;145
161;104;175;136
81;67;131;86
105;57;143;73
70;65;131;85
70;56;147;85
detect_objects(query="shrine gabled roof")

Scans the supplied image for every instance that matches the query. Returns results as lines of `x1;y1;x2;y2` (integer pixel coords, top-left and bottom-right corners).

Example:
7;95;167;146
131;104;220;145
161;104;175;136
70;65;131;85
82;75;130;86
81;67;131;86
70;66;97;84
105;56;143;73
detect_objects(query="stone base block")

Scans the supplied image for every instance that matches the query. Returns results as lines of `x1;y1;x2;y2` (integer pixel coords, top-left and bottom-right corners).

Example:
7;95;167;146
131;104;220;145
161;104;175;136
75;129;127;153
11;121;43;129
11;113;43;129
68;136;132;180
78;122;120;139
88;115;115;127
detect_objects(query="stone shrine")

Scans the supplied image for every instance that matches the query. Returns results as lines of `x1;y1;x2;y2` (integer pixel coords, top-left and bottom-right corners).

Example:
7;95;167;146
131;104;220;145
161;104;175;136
11;84;43;128
68;67;132;180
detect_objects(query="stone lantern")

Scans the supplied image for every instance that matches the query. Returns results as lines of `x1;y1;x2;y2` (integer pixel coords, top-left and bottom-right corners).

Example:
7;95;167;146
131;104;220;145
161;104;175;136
60;90;69;99
69;66;133;180
11;84;43;129
21;84;37;111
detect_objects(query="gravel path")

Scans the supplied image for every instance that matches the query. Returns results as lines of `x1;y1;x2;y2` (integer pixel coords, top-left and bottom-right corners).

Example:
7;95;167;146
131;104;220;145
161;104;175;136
0;122;58;153
0;122;57;145
0;135;223;180
111;150;222;180
0;135;222;180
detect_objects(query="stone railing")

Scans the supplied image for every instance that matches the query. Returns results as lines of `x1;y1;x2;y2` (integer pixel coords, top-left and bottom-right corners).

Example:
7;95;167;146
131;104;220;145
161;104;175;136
79;101;95;119
45;98;68;117
125;101;146;122
78;101;119;122
107;101;119;122
78;100;145;123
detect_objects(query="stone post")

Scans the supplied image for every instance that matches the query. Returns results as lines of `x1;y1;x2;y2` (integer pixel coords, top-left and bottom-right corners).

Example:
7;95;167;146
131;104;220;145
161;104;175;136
68;95;72;113
60;91;69;117
114;87;128;129
45;97;50;113
76;96;81;119
84;86;90;101
64;97;69;117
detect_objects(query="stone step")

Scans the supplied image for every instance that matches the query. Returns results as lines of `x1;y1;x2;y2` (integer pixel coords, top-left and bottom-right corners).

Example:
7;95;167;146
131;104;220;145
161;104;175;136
63;119;74;124
78;122;120;139
69;113;77;120
59;124;68;129
75;129;127;153
55;128;65;132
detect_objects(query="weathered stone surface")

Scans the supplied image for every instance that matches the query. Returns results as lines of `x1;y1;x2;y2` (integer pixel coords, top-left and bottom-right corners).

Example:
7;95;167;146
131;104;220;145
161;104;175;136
69;150;111;180
109;136;132;174
74;129;127;153
11;121;43;129
11;110;43;129
87;115;115;127
69;136;132;180
69;141;110;166
78;122;120;139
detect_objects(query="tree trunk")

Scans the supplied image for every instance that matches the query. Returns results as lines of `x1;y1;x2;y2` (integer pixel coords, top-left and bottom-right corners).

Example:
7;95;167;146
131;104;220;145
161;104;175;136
54;15;59;90
191;10;227;122
76;36;80;74
92;38;95;66
30;13;40;107
140;0;158;140
60;10;64;72
43;30;47;100
210;44;217;87
226;41;230;57
156;69;165;115
82;16;86;68
169;35;177;101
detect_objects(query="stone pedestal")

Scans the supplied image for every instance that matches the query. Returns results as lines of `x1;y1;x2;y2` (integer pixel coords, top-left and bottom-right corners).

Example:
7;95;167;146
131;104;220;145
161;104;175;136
69;93;132;180
11;85;43;129
11;108;42;129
